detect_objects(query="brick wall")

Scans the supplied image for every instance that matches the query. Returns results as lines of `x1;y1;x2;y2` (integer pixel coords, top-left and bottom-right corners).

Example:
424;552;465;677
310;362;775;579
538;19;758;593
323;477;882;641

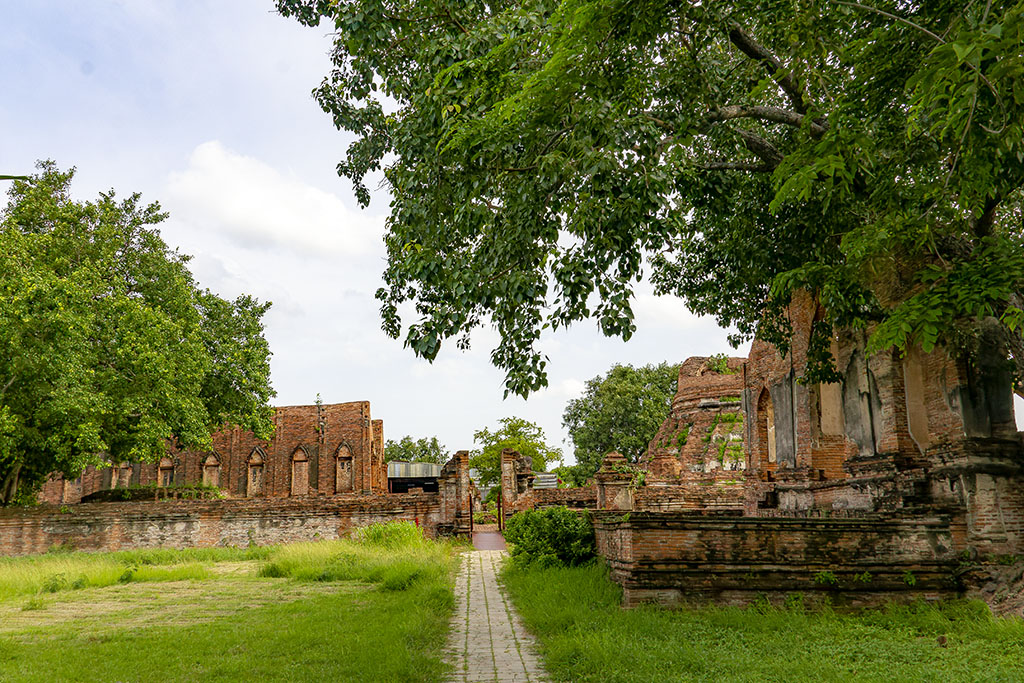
593;511;960;607
0;494;449;557
509;486;597;513
39;401;385;504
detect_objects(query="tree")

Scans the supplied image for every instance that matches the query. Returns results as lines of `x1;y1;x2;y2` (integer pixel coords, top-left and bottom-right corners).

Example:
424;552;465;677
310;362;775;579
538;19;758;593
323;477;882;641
563;362;678;478
279;0;1024;395
383;435;449;464
0;162;275;504
469;417;562;489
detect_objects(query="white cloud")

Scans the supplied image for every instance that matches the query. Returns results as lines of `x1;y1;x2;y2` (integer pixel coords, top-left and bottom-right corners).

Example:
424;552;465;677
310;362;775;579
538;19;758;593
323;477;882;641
165;141;382;258
633;290;704;331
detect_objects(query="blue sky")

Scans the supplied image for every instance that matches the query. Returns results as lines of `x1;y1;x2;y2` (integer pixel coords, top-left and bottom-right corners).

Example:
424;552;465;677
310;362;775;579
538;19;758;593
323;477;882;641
2;2;1018;459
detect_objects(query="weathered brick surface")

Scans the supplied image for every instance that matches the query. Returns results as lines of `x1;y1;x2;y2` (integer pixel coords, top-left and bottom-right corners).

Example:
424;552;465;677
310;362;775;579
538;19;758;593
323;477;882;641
592;511;959;607
0;494;450;556
508;486;597;513
39;401;388;504
641;356;747;484
13;447;475;557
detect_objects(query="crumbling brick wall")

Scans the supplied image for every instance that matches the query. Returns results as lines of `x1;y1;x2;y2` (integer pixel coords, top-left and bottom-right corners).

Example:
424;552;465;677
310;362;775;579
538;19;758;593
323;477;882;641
592;510;960;607
39;401;386;504
0;494;450;557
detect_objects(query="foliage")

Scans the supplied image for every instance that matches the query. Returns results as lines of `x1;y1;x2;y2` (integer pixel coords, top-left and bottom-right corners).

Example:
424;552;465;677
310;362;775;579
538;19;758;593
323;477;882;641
504;506;595;567
279;0;1024;395
0;163;275;503
552;464;590;488
705;353;735;375
562;362;678;478
469;417;562;489
473;503;498;525
502;562;1024;682
383;435;449;464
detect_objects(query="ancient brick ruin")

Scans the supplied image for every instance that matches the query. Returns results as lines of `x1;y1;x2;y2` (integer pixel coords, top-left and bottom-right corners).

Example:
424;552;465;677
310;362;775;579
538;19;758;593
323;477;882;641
5;290;1024;611
1;402;473;555
501;291;1024;606
38;401;388;504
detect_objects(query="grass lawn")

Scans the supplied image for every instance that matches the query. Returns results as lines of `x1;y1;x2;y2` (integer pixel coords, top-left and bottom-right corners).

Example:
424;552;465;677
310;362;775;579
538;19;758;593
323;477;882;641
0;523;461;682
501;562;1024;683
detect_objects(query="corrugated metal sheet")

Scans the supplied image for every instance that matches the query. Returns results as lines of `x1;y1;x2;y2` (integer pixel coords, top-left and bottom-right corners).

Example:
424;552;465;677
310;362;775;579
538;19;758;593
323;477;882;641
532;473;558;489
388;461;442;478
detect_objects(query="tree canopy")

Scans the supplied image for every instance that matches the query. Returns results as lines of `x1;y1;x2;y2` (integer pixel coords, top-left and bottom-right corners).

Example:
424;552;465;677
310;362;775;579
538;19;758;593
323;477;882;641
280;0;1024;395
0;163;275;503
470;416;562;489
563;362;678;477
383;435;450;463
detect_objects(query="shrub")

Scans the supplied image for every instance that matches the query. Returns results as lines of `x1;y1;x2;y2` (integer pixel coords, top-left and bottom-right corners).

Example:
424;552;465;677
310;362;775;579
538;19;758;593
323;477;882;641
504;506;595;567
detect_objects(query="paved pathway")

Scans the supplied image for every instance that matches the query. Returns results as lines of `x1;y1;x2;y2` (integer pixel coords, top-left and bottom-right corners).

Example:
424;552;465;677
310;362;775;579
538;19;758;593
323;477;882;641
445;549;548;683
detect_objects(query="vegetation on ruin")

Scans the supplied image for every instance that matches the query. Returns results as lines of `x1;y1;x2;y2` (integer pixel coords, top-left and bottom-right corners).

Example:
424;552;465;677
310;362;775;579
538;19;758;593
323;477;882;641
0;522;460;682
502;562;1024;682
383;435;450;464
469;416;562;490
705;354;735;375
0;163;275;505
279;0;1024;396
562;362;679;479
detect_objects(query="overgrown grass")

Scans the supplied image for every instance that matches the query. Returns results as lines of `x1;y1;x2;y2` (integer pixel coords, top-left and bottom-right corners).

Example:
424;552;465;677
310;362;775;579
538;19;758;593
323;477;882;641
0;545;269;599
0;522;460;682
259;522;455;593
502;562;1024;682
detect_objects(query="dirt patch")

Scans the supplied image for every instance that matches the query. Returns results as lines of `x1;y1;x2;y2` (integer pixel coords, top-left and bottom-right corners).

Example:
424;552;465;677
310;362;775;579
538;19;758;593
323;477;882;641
207;560;260;576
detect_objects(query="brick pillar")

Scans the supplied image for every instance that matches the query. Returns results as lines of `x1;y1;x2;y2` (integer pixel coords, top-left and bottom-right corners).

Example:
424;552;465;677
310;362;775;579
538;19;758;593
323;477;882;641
596;452;634;511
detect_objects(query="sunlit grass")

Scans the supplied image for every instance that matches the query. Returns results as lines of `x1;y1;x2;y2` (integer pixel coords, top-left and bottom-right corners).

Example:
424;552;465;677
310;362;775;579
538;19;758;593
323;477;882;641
0;545;269;599
502;562;1024;682
0;522;461;682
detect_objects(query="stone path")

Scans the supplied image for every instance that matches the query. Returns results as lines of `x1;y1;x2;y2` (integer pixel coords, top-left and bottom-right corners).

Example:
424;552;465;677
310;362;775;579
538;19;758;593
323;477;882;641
445;549;548;683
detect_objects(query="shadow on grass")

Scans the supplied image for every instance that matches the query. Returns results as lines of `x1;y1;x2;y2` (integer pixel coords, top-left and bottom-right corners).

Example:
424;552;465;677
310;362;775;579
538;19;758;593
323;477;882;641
501;562;1024;683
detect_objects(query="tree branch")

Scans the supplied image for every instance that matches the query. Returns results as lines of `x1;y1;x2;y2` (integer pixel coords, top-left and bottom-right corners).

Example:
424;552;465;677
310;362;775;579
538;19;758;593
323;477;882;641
733;128;783;166
0;375;14;400
698;161;775;172
973;194;1002;237
728;23;807;114
707;105;828;136
833;1;945;44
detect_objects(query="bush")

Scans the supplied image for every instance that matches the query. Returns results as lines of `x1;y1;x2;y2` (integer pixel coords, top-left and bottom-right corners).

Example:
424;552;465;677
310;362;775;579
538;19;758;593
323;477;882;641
504;506;595;567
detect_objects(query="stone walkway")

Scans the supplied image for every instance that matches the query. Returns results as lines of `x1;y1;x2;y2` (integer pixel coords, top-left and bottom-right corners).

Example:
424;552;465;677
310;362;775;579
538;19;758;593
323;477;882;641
445;549;548;683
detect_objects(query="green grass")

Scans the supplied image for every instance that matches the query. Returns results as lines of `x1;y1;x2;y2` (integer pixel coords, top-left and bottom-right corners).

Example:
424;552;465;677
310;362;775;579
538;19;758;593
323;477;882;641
0;545;269;599
0;523;460;682
502;562;1024;682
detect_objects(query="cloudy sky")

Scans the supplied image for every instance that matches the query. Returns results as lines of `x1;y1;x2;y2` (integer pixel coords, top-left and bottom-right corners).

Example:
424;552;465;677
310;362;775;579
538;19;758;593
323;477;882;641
2;2;1019;460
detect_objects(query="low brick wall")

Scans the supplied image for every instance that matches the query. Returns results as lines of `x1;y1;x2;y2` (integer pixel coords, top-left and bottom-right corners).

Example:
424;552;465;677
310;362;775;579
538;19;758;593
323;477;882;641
635;483;744;512
593;511;961;607
0;494;445;556
510;486;597;513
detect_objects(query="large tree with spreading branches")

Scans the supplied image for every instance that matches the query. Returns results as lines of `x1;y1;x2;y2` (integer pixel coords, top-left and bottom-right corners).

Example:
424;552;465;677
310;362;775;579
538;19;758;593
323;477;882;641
0;163;275;504
279;0;1024;397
